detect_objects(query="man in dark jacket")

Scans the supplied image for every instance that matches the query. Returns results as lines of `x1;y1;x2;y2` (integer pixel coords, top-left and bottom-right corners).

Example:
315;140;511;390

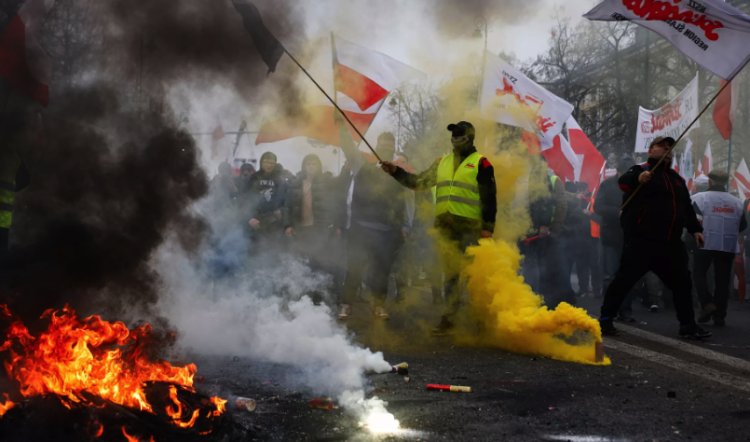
599;137;710;339
382;121;496;333
285;154;341;299
338;129;407;320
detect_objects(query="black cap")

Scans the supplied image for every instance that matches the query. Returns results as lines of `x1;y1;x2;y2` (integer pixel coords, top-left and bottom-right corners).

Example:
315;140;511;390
447;121;475;138
650;136;676;148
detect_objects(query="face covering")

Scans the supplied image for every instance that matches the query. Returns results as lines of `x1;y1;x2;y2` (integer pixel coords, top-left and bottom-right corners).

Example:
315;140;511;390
451;135;471;151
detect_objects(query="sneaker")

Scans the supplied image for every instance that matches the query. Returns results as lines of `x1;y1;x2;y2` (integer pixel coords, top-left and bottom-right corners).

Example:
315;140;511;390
697;303;716;323
431;316;454;336
679;325;712;339
373;306;389;320
649;304;660;313
337;304;352;320
599;319;618;337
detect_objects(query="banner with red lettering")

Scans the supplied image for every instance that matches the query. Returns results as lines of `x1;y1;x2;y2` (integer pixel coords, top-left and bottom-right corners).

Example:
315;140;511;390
479;52;573;148
584;0;750;80
634;72;698;152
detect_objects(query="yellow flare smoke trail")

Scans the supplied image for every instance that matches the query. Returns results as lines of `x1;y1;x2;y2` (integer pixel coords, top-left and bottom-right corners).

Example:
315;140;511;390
463;239;610;366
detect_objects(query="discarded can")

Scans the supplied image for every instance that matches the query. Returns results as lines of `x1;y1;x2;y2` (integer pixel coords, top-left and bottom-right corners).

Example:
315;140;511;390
594;341;605;363
426;384;472;393
390;362;409;376
235;396;257;412
308;397;337;410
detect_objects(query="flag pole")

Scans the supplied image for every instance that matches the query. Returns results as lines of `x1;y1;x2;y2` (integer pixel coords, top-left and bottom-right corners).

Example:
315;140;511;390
621;72;740;210
281;47;382;163
727;135;733;177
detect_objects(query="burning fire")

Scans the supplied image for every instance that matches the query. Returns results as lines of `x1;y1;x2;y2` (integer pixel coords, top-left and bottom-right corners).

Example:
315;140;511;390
0;304;225;432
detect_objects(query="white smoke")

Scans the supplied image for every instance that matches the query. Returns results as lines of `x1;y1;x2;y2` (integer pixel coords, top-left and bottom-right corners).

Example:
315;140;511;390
151;194;396;431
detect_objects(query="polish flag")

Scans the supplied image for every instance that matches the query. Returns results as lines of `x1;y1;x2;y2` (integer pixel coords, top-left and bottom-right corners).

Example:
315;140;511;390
332;36;422;111
566;117;605;192
257;36;422;146
541;133;580;182
699;141;713;176
0;0;52;106
734;158;750;199
713;79;738;140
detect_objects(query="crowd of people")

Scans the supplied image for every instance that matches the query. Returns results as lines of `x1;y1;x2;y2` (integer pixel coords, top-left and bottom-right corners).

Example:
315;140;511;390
205;120;496;333
204;126;747;339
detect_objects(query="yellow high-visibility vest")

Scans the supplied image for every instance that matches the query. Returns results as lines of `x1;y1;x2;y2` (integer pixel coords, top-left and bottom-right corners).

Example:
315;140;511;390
435;151;483;220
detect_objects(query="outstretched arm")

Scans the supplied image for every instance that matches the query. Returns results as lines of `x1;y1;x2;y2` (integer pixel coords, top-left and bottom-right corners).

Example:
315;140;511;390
382;158;440;191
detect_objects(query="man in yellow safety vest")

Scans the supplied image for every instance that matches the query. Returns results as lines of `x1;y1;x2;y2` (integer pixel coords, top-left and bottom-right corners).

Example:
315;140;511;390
381;121;496;334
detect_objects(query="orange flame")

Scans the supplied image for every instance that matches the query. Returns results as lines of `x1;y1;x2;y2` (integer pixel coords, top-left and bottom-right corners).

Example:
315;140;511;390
0;305;225;431
121;426;140;442
92;420;104;438
0;393;15;417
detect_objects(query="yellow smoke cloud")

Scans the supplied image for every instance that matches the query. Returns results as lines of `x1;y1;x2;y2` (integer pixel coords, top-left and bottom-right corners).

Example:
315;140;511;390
462;239;610;365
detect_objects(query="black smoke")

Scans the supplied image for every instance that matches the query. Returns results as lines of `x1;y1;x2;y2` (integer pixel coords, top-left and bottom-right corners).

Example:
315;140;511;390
0;0;305;320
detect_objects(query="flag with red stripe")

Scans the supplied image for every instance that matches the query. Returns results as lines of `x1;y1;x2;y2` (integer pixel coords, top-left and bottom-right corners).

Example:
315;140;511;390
0;0;51;106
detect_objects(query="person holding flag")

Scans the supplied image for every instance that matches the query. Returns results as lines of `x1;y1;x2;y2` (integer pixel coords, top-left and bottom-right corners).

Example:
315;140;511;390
336;122;407;321
381;121;497;334
599;137;711;339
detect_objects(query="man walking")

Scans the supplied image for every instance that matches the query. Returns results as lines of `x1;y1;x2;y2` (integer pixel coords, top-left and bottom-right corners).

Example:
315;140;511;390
599;137;711;339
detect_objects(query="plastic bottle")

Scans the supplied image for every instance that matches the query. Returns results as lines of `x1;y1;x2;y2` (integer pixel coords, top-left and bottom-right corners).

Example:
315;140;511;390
235;396;257;412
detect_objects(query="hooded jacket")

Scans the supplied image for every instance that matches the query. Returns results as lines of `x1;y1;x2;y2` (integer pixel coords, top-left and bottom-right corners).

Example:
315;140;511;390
246;164;288;225
618;158;702;243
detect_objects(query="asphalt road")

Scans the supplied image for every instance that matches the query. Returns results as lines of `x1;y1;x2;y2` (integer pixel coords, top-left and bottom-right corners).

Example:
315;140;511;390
2;282;748;441
188;284;750;441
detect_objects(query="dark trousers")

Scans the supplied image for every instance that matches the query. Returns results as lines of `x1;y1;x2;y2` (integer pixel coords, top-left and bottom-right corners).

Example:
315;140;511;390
342;223;402;306
601;238;696;327
436;223;480;316
693;249;735;321
522;236;574;309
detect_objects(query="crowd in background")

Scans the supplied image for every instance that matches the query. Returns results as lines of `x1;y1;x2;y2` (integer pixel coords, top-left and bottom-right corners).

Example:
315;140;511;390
205;141;749;327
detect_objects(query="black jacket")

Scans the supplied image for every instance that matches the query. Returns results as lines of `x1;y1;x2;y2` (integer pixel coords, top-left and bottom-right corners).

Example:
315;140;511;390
246;165;288;224
618;158;702;243
339;162;406;230
286;171;340;229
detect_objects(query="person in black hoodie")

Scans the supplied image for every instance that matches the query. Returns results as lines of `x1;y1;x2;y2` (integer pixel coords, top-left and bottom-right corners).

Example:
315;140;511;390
599;137;710;339
246;151;288;253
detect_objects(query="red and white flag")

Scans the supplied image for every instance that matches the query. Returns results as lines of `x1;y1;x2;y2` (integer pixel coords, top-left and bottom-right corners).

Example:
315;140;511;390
541;133;580;183
0;0;52;106
712;79;738;140
566;116;605;192
479;52;573;147
584;0;750;79
332;36;422;111
256;35;422;146
734;158;750;200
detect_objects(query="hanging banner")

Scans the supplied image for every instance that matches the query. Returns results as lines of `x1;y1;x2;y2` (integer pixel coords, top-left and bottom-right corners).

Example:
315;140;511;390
634;72;699;153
